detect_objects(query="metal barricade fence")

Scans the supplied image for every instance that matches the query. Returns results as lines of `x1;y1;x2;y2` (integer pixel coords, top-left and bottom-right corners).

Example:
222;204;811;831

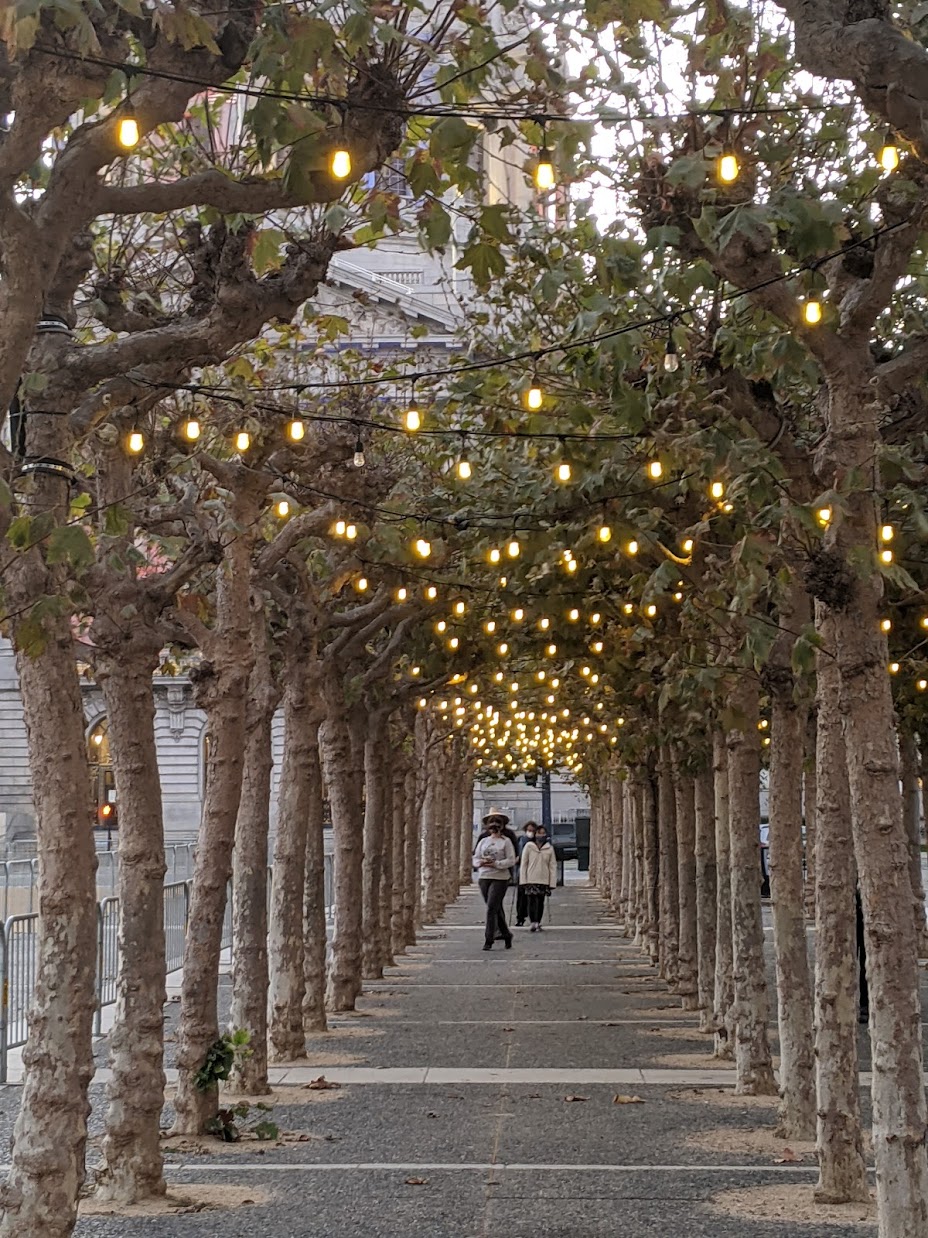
1;915;37;1082
94;899;120;1034
164;882;189;973
0;850;338;1081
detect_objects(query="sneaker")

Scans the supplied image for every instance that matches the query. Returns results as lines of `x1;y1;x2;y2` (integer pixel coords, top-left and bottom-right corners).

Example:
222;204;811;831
483;942;493;951
530;924;538;932
537;923;543;931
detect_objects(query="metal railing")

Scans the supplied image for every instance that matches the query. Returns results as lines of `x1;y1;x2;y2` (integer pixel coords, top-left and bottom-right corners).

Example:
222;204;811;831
0;851;335;1082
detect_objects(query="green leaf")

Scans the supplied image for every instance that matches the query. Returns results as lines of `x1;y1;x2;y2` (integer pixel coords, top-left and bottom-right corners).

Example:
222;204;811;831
6;515;32;550
252;228;284;274
456;241;506;289
46;525;94;572
420;201;452;250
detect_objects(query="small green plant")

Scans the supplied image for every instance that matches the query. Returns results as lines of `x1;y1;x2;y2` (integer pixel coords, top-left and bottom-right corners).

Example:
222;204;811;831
204;1102;279;1143
193;1028;251;1093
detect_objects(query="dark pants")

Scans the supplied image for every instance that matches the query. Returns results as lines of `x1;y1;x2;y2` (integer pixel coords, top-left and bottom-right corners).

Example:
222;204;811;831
479;879;511;946
527;889;547;924
516;885;528;924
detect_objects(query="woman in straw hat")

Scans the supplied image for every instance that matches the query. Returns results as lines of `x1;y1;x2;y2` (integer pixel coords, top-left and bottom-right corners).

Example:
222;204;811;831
473;810;516;951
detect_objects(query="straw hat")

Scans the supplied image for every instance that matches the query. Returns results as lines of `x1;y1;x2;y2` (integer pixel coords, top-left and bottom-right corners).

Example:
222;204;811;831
482;808;511;826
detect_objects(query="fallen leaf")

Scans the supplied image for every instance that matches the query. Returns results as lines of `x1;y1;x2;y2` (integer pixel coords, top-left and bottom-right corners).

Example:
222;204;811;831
501;1026;515;1033
404;1177;429;1186
564;1095;589;1103
613;1094;645;1105
774;1147;800;1164
305;1076;341;1091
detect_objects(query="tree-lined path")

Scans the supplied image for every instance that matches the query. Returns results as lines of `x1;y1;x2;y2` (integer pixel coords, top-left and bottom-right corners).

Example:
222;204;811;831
15;873;882;1237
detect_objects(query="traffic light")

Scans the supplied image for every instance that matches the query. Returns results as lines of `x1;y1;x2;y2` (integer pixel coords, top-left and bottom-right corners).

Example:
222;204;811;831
524;771;538;787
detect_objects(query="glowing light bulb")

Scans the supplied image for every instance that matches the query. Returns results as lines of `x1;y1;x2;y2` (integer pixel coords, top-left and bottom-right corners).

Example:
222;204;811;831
455;601;466;615
881;549;894;564
334;520;346;536
235;431;251;452
663;338;680;373
507;539;520;559
497;642;508;655
881;524;894;542
435;620;447;633
524;383;543;411
626;539;639;556
182;419;201;441
356;576;368;592
816;507;832;527
534;148;555;191
802;297;823;325
879;131;900;173
485;620;496;634
287;418;305;442
457;457;472;481
414;538;432;559
345;524;357;540
556;461;572;483
591;612;601;624
274;499;290;518
645;604;657;618
889;662;900;674
449;637;459;649
647;460;663;480
396;587;408;602
426;586;438;600
919;679;928;692
682;537;694;554
568;608;579;622
598;525;612;543
512;608;524;621
126;430;144;454
717;151;739;184
117;107;140;150
488;547;501;564
709;480;725;500
546;644;557;656
880;618;892;632
404;407;421;432
331;147;352;179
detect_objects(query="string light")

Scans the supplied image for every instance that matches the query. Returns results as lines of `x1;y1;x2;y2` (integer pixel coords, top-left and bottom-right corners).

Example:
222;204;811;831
523;379;543;411
403;385;421;432
126;430;144;454
355;576;369;592
816;507;832;527
880;548;894;564
274;499;290;518
709;480;725;500
235;431;250;452
647;460;663;480
331;145;352;179
556;459;572;484
117;71;140;149
682;537;694;554
598;524;612;543
395;587;408;602
345;524;357;540
802;296;823;325
507;538;520;558
488;547;501;564
626;539;639;556
880;618;892;632
353;431;365;469
879;130;900;173
456;452;472;481
287;418;305;442
568;608;579;622
334;520;346;536
717;146;740;184
534;120;555;190
663;332;680;373
414;538;432;559
880;524;894;542
182;419;200;441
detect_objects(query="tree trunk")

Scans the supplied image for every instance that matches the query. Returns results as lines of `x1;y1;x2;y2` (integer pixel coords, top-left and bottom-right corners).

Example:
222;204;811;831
392;763;409;958
803;710;818;922
172;540;252;1135
269;680;318;1059
361;723;387;980
321;705;365;1011
94;643;168;1203
302;723;328;1034
0;615;98;1238
823;381;928;1235
813;614;869;1204
609;776;625;916
630;780;645;945
899;728;927;952
712;733;735;1059
694;767;718;1034
657;753;679;980
403;765;418;946
641;770;660;964
768;691;816;1138
230;643;277;1093
620;780;634;935
727;674;777;1095
673;763;699;1009
379;747;396;970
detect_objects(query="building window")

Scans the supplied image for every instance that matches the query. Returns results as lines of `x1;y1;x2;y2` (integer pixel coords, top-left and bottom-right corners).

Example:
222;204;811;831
87;718;117;835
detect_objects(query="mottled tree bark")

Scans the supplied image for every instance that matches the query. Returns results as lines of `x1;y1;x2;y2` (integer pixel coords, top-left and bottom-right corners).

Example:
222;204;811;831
657;752;680;983
803;711;818;923
230;631;277;1092
93;635;168;1203
379;747;396;970
727;675;777;1095
712;733;735;1059
899;728;927;952
609;776;625;916
673;763;699;1010
403;765;419;946
269;677;318;1058
302;724;328;1034
641;770;660;964
620;781;634;934
768;691;815;1139
361;721;387;980
694;767;718;1034
813;617;868;1204
321;701;365;1012
173;524;253;1135
391;762;409;958
0;615;98;1237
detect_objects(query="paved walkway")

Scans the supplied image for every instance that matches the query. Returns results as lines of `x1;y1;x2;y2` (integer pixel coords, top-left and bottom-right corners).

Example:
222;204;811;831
10;877;880;1236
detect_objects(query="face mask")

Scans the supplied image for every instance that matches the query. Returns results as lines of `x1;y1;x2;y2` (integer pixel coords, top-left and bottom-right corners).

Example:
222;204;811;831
536;837;547;847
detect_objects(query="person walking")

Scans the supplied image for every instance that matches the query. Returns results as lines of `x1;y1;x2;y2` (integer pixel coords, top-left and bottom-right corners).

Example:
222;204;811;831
474;811;516;951
515;821;538;926
519;824;557;931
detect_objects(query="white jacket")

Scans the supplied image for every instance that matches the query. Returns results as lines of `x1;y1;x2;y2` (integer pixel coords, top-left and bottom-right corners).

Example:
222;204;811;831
473;835;516;881
520;841;557;888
